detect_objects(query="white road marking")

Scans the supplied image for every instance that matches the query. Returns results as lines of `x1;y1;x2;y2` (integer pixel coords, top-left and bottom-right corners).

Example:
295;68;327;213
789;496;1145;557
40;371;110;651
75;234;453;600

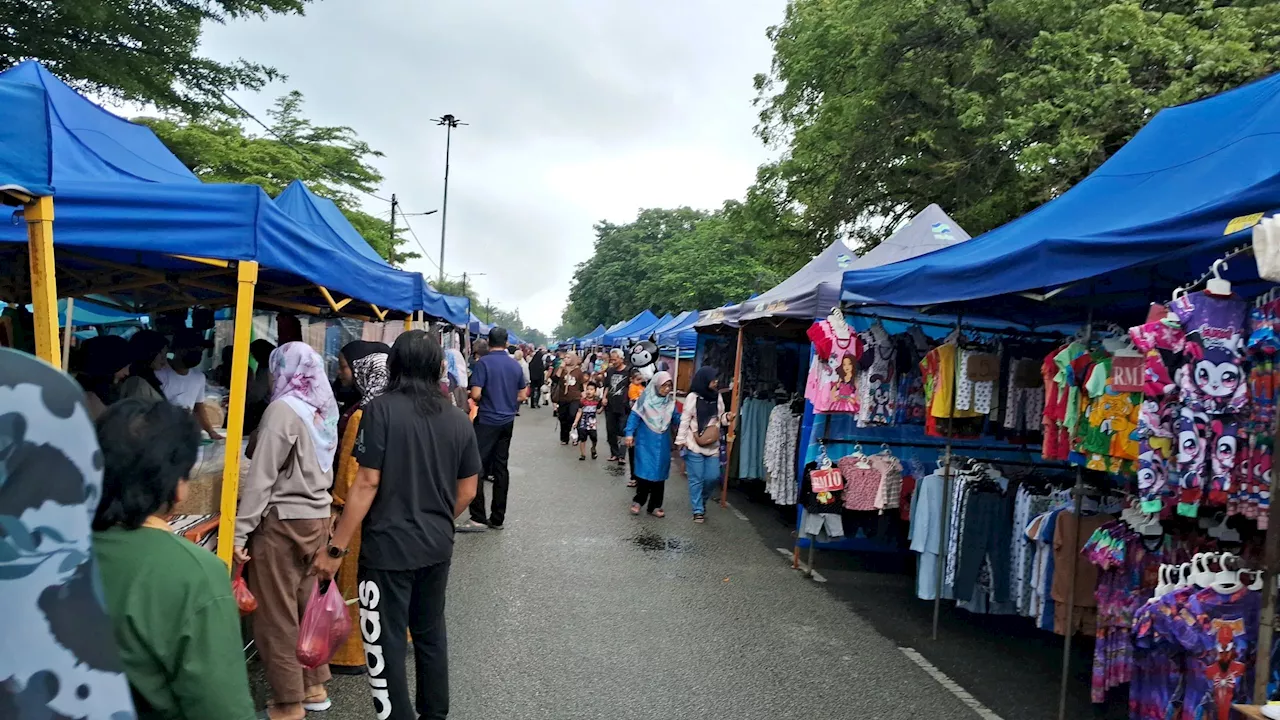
774;547;827;582
898;647;1005;720
723;501;749;521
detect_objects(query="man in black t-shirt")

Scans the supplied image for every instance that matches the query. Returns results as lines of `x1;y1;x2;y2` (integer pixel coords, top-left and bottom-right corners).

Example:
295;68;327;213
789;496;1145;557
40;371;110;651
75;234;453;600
313;330;480;720
602;349;630;463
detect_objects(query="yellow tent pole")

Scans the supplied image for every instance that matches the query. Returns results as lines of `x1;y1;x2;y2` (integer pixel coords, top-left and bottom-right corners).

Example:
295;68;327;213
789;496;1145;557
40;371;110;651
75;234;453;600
404;314;413;331
26;197;59;367
216;261;259;568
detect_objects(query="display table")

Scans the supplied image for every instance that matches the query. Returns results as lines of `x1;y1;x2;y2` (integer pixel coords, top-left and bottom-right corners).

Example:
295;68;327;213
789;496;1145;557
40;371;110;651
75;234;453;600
170;438;250;515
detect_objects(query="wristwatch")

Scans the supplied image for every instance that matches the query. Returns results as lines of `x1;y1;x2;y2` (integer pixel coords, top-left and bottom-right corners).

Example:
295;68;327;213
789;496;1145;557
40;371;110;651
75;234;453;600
326;544;350;559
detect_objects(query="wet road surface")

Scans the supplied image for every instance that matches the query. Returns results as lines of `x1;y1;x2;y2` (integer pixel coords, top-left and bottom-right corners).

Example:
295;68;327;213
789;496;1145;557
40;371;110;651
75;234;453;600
253;408;981;719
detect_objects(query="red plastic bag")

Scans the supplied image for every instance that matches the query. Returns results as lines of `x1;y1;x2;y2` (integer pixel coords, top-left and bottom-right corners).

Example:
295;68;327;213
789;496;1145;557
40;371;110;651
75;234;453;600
296;578;352;670
231;563;257;616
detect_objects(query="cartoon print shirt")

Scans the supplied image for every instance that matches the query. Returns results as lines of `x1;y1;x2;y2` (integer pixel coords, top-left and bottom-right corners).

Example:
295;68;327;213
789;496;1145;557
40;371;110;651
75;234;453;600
804;320;864;414
1164;586;1261;720
1170;291;1249;415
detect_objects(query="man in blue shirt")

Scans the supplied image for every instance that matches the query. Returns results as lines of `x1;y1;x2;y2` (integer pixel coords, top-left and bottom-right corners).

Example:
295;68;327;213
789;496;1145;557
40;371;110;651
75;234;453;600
464;327;529;530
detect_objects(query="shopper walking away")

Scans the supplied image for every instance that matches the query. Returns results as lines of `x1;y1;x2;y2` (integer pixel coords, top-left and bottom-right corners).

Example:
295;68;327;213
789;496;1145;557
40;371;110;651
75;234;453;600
553;351;586;445
625;370;676;517
513;349;530;414
235;342;338;720
311;330;481;720
528;347;546;408
602;349;629;461
466;327;528;530
676;366;732;523
575;381;601;461
329;340;390;673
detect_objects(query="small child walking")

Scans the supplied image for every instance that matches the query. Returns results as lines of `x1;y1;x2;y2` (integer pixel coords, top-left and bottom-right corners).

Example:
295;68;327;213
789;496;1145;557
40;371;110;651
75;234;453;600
575;381;601;461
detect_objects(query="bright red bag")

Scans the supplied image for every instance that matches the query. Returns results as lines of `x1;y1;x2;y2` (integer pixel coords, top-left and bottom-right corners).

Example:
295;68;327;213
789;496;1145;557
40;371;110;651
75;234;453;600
231;563;257;616
296;578;352;670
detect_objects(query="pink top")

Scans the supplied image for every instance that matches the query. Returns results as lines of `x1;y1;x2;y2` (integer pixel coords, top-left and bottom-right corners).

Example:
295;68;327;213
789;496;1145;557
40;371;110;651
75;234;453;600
838;455;883;511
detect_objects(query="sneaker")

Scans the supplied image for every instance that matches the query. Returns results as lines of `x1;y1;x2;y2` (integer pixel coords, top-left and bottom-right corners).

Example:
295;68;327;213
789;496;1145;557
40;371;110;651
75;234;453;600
579;456;586;462
488;522;504;530
456;520;489;533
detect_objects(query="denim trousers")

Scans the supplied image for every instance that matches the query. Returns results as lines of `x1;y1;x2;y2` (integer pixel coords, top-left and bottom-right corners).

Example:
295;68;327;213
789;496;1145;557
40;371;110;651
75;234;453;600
684;451;720;515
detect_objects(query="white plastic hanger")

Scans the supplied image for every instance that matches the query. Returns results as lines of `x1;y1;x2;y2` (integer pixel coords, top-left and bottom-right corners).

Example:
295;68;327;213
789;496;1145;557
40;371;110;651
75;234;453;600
828;308;851;340
1248;569;1265;592
1210;553;1244;594
1207;258;1233;296
1190;553;1217;588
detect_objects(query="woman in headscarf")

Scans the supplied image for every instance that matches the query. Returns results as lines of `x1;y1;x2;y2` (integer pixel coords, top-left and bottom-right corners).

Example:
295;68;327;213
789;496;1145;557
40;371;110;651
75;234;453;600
234;342;338;720
328;340;390;673
513;349;530;415
76;334;132;419
336;341;390;439
0;349;142;719
675;366;732;523
624;370;676;517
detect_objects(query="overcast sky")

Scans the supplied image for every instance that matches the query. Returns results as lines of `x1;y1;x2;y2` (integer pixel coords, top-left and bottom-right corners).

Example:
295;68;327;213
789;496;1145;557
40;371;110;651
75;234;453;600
200;0;785;334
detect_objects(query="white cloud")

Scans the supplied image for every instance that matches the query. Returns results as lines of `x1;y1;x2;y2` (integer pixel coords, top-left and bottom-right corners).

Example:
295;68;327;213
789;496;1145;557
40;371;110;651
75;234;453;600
200;0;784;332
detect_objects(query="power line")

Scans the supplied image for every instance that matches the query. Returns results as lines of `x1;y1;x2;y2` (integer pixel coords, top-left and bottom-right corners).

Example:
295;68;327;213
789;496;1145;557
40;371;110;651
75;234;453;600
398;212;441;274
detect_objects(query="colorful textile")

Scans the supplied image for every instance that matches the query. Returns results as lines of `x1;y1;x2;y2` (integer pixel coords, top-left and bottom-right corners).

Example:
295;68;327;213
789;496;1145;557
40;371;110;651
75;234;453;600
633;370;675;434
1170;291;1249;416
270;341;340;472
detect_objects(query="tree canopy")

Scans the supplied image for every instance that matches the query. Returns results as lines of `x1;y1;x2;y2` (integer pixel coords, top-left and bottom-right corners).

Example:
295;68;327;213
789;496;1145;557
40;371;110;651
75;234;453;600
434;278;550;347
0;0;310;116
754;0;1280;244
138;92;416;265
557;207;785;338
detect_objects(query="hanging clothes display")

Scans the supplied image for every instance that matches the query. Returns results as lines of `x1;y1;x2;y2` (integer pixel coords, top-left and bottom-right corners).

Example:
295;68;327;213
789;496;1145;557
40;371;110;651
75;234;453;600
763;404;802;505
805;316;864;414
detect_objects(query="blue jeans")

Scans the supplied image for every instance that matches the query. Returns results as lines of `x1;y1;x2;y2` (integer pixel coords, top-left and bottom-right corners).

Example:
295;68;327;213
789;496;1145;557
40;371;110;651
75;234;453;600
684;451;720;515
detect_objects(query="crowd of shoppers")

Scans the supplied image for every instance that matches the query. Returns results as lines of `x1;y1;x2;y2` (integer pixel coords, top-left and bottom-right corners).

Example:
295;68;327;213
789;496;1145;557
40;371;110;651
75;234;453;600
6;319;736;720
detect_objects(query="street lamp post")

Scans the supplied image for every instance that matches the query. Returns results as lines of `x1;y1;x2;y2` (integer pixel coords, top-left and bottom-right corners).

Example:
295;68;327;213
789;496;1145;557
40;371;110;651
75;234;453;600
434;114;467;285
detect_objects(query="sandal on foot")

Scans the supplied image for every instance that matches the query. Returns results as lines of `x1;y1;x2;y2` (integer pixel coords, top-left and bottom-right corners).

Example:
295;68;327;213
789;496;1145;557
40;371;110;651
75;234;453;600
626;480;637;487
591;449;598;460
693;514;705;524
630;503;641;515
650;508;665;518
579;456;586;462
303;698;332;712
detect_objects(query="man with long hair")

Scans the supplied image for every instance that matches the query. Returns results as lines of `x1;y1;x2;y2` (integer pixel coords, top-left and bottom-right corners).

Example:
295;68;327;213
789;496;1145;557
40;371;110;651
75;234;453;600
312;330;481;720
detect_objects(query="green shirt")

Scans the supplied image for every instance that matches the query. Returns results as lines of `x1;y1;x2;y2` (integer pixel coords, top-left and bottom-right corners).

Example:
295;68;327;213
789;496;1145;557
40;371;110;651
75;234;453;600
92;527;256;720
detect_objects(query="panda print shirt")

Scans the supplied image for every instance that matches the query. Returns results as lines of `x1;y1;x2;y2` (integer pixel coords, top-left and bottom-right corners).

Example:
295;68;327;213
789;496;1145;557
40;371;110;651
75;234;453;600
1170;290;1250;415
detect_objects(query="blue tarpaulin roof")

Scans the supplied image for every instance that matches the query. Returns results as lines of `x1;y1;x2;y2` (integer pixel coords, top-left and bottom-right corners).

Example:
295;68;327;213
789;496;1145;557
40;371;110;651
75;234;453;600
841;72;1280;314
60;298;144;327
654;310;698;349
469;313;491;336
0;61;418;312
603;309;660;346
273;181;469;325
0;78;51;196
578;323;608;346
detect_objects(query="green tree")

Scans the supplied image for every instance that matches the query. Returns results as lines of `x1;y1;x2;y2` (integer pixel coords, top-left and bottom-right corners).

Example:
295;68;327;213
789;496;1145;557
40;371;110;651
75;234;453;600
755;0;1280;243
138;92;417;265
435;278;549;347
0;0;310;116
558;207;782;335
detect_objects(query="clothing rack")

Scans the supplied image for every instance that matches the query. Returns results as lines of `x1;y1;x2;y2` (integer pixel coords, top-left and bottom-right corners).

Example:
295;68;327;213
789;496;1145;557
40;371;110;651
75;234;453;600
1173;242;1252;297
839;309;1070;340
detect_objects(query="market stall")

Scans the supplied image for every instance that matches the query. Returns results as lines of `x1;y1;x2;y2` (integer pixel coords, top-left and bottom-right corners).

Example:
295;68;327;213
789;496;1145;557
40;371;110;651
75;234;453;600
0;60;426;568
822;71;1280;719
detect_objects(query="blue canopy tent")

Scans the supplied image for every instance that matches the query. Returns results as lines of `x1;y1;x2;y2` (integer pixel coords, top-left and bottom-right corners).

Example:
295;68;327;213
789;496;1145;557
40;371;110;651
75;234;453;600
0;61;428;567
577;323;608;348
273;181;469;326
0;77;52;197
0;61;420;318
627;312;670;344
602;309;660;346
840;71;1280;322
468;313;492;337
654;310;698;350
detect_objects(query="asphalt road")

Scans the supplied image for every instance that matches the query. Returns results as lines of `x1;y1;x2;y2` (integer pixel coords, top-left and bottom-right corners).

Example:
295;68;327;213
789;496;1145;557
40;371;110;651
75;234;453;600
252;407;981;719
